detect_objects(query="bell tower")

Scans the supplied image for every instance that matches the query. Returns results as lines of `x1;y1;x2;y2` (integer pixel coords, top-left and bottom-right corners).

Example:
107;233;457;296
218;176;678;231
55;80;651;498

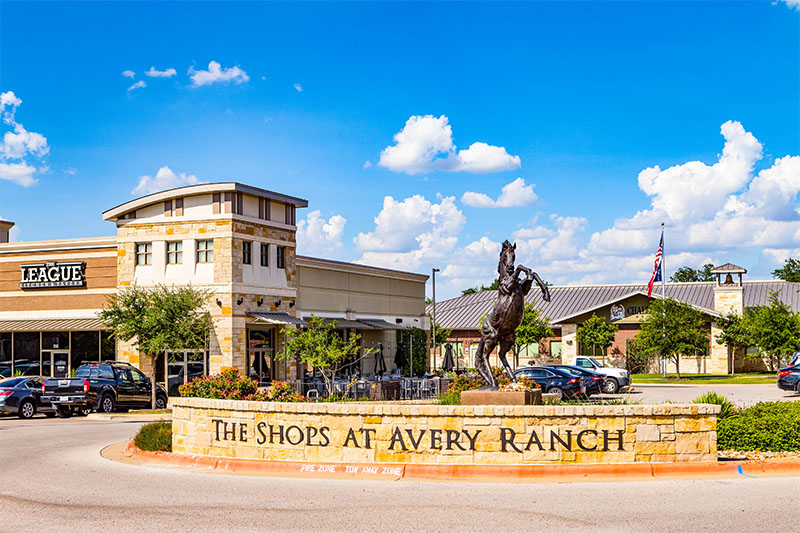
711;263;746;316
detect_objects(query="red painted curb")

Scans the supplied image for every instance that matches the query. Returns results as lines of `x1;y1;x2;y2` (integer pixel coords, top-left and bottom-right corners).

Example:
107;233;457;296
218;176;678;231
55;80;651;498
124;442;800;481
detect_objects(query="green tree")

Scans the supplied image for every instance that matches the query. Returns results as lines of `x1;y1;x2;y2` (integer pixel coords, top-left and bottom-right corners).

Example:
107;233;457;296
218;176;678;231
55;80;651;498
670;263;714;282
99;285;212;406
634;298;709;378
461;278;500;296
428;314;452;346
514;303;553;362
280;315;364;395
772;258;800;282
746;290;800;372
398;327;428;376
576;314;618;364
715;312;751;374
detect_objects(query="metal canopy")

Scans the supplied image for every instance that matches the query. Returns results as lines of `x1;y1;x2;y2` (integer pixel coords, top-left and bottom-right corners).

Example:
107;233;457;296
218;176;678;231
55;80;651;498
246;311;307;326
358;319;409;330
303;317;377;329
0;317;107;332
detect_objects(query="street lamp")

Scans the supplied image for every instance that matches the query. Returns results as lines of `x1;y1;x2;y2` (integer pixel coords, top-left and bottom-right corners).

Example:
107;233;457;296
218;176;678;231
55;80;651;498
432;267;440;372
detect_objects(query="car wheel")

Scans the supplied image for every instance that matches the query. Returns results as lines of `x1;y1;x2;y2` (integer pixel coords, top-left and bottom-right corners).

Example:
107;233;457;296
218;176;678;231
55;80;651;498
55;405;73;418
548;387;564;401
18;400;36;419
603;378;620;394
100;394;115;413
155;395;167;410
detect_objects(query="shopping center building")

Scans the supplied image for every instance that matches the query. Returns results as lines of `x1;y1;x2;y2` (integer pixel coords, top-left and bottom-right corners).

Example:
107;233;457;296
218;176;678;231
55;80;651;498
0;183;428;384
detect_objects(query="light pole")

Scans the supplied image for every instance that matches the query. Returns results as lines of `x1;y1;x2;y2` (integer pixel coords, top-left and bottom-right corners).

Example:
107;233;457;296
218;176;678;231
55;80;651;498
431;267;440;372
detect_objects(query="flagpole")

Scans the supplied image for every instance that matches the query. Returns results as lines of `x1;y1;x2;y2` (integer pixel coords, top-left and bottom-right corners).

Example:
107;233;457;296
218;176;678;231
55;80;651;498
661;222;667;379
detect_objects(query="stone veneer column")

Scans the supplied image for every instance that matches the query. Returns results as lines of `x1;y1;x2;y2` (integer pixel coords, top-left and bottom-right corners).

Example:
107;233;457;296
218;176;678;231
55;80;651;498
560;323;578;364
711;286;744;374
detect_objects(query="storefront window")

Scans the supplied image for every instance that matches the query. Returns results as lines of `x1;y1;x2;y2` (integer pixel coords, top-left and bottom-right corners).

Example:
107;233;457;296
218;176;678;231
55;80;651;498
549;340;562;358
72;331;100;372
14;332;40;375
42;331;69;350
101;330;115;360
0;333;11;376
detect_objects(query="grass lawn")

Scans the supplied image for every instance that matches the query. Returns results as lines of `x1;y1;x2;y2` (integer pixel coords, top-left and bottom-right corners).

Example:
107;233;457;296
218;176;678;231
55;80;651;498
632;373;777;385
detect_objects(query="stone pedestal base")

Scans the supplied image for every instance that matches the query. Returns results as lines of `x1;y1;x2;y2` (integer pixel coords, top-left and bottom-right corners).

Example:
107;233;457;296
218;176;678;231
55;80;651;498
461;389;542;405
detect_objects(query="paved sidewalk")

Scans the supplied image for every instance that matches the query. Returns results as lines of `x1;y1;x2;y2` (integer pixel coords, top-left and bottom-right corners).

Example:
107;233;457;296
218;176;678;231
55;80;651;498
605;383;799;407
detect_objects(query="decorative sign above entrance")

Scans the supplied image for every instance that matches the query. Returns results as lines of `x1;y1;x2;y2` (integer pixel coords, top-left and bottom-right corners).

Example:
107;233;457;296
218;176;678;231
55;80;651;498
19;261;86;289
610;303;625;321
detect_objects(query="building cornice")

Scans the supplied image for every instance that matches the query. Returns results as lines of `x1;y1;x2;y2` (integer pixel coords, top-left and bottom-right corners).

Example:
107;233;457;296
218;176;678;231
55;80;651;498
0;236;117;254
296;255;428;283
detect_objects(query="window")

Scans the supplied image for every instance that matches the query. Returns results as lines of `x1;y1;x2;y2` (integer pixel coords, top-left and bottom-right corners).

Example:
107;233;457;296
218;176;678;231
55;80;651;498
167;241;183;264
164;198;183;217
131;369;147;382
135;243;152;265
223;192;243;214
260;243;269;267
285;204;296;225
174;197;183;216
196;239;214;263
164;200;173;217
258;198;271;220
116;368;133;383
242;241;252;265
213;193;221;214
549;340;562;358
277;246;285;269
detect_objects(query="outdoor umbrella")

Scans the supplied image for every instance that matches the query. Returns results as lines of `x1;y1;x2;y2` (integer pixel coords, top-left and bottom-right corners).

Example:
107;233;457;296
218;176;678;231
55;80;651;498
442;343;455;372
394;342;407;370
373;343;387;377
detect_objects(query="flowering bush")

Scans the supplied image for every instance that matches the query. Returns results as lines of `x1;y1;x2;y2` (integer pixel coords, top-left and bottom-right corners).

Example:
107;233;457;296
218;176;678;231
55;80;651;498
179;369;306;402
447;368;539;394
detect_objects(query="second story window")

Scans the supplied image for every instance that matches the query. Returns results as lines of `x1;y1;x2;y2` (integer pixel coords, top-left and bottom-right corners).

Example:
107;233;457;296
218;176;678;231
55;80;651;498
277;246;285;269
242;241;252;265
260;242;269;267
135;243;152;266
196;239;214;263
166;241;182;264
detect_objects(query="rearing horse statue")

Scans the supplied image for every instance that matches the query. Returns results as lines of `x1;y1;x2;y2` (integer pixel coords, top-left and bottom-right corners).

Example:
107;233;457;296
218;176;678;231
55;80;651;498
475;240;551;388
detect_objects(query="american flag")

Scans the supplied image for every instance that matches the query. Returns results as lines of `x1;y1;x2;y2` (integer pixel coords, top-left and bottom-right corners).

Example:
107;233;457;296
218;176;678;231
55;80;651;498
647;231;663;298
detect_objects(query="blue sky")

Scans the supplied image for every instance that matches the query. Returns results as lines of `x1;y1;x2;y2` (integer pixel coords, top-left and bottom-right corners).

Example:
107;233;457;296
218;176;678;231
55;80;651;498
1;1;799;299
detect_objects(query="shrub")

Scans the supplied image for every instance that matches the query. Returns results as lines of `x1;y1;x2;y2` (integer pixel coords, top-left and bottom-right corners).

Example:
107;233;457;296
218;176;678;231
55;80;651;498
718;401;800;451
134;421;172;452
693;392;736;419
179;369;305;402
438;391;461;405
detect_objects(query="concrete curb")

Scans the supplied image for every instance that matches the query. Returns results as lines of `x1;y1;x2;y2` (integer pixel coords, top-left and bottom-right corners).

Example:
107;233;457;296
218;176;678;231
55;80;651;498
123;441;800;482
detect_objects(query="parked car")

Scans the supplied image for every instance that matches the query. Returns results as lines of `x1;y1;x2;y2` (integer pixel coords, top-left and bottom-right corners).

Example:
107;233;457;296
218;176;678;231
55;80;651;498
547;364;605;396
514;366;586;400
42;361;167;417
777;359;800;394
0;376;55;419
568;356;630;393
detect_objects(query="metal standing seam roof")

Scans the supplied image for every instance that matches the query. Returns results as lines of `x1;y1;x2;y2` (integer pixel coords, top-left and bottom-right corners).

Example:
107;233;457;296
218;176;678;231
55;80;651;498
246;311;308;326
429;281;800;331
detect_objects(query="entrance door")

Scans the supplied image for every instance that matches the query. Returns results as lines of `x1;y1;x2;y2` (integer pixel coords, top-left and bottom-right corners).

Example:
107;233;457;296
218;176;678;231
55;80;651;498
52;352;69;378
248;348;274;385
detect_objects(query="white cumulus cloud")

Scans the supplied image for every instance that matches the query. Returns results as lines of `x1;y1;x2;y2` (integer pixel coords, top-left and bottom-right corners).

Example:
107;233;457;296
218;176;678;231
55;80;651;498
0;91;48;187
779;0;800;10
188;61;249;87
145;67;177;78
122;70;135;78
127;80;146;92
294;83;303;92
131;166;201;196
296;210;347;259
462;178;537;208
378;115;520;175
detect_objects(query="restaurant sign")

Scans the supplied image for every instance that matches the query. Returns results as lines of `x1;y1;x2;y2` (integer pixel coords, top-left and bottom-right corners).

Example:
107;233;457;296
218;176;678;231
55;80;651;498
20;261;86;289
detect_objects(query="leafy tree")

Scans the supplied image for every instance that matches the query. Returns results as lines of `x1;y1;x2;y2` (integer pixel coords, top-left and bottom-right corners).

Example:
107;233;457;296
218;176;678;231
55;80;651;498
670;263;714;282
576;313;618;364
398;327;428;376
280;315;364;396
746;291;800;371
715;312;751;373
772;258;800;282
514;303;553;361
461;278;500;296
99;285;212;406
428;315;452;346
634;298;709;378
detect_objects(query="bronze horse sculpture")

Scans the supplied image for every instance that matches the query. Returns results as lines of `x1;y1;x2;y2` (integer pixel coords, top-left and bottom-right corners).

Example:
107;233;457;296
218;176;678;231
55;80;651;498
475;240;551;388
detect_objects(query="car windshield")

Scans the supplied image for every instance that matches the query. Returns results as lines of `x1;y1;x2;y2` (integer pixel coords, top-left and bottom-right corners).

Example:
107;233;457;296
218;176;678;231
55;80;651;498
558;367;582;376
0;377;26;388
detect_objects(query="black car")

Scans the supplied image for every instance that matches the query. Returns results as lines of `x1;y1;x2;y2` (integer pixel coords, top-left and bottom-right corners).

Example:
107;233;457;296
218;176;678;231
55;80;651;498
0;376;55;419
547;364;605;396
514;366;585;400
42;362;167;417
778;359;800;394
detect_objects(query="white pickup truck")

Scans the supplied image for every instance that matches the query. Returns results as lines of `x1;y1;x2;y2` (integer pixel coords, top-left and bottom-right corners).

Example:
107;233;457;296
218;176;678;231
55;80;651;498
568;356;630;394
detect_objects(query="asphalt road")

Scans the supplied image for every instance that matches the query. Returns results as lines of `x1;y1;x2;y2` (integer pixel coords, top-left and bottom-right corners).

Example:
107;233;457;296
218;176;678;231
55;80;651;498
611;383;799;406
2;415;800;532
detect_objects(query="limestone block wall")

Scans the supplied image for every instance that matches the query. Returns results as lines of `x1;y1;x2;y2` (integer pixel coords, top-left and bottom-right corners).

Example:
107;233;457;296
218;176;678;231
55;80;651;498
171;397;719;465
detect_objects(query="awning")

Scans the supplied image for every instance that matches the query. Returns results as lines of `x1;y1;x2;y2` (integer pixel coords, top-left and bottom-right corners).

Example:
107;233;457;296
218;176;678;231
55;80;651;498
358;319;409;330
0;317;107;332
246;311;307;326
303;317;377;329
